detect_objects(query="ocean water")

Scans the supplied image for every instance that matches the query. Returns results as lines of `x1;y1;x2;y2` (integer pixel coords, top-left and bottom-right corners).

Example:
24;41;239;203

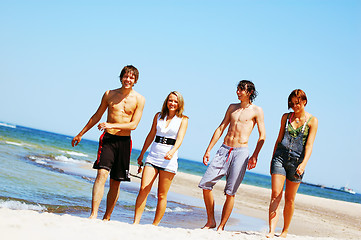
0;122;360;231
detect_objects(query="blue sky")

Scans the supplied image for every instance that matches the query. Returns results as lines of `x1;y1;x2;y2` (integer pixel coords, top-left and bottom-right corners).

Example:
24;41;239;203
1;1;360;192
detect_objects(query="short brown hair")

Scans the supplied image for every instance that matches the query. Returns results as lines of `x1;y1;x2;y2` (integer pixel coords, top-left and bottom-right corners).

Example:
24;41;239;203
119;65;139;83
288;89;307;109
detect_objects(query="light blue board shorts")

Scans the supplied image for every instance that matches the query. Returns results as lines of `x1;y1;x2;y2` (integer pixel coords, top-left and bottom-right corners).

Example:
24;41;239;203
198;144;249;196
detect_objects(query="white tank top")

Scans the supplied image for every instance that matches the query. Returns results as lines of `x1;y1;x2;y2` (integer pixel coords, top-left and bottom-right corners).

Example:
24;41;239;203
145;114;183;173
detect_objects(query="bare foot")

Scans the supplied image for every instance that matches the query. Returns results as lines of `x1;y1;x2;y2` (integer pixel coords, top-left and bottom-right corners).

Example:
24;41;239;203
266;232;275;238
201;221;216;229
88;214;97;219
279;230;288;238
216;226;224;232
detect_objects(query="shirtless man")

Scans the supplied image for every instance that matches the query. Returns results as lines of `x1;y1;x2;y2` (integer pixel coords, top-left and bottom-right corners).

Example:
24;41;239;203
198;80;266;231
72;65;145;220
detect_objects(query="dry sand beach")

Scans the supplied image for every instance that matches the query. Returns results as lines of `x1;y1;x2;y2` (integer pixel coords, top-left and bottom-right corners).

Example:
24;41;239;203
1;165;360;240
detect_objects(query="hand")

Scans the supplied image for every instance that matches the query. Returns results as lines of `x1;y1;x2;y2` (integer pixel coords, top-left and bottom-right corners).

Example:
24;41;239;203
164;151;174;160
296;165;305;175
137;165;143;174
137;155;144;166
72;134;82;147
203;152;210;166
98;122;112;131
247;155;257;170
137;156;144;173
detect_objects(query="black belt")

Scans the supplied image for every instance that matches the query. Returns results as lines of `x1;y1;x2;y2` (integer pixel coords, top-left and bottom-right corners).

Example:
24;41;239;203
155;136;176;145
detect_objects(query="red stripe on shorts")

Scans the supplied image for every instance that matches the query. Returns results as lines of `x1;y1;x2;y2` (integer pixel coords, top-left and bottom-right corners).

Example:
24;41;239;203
130;138;132;155
96;132;106;164
226;148;234;162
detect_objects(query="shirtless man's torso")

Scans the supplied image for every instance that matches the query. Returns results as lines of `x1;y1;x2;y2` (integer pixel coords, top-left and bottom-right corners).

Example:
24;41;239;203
72;65;145;221
199;80;266;232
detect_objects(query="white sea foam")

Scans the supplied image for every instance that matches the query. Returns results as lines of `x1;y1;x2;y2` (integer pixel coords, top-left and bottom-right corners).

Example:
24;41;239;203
55;155;88;164
0;122;16;128
4;141;34;148
0;200;46;211
55;155;76;162
145;206;192;213
59;150;88;158
5;141;23;146
29;156;49;165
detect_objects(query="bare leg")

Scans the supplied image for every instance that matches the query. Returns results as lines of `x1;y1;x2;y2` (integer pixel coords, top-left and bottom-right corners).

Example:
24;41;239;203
133;166;158;224
201;189;217;229
280;179;300;238
89;169;109;219
266;174;286;238
152;170;175;226
102;178;121;220
217;194;235;232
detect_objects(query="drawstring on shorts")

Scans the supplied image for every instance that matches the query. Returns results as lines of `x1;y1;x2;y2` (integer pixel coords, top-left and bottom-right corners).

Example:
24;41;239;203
217;147;234;175
226;148;234;162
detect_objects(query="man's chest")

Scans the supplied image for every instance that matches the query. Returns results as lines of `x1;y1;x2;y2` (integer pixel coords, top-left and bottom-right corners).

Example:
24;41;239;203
230;109;255;124
108;96;137;116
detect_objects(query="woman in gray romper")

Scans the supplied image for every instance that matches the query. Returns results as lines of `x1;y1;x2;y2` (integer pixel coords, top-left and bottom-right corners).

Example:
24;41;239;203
267;89;318;238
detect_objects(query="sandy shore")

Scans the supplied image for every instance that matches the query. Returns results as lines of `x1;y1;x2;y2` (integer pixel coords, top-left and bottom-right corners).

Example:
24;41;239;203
1;165;360;240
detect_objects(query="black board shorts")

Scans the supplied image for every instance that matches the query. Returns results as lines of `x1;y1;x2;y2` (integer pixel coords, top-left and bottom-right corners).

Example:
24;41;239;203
93;132;132;181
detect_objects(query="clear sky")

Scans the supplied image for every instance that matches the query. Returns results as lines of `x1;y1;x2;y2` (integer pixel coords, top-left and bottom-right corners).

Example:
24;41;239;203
1;1;360;192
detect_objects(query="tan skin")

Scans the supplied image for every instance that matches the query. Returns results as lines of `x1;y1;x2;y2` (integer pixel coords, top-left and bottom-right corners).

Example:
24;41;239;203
133;93;188;225
71;72;145;220
266;97;318;238
202;87;266;232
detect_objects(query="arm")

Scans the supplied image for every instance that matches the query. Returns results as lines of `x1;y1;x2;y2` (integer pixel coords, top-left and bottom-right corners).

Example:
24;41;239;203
296;116;318;175
137;113;159;166
98;95;145;131
272;114;288;157
203;105;232;166
247;107;266;170
71;91;109;147
165;117;189;160
269;113;288;173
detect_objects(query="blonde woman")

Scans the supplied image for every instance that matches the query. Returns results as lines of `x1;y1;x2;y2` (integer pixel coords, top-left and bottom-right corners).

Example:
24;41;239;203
133;91;188;225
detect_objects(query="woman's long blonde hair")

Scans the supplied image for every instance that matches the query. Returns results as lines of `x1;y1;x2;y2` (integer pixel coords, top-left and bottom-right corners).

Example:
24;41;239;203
160;91;185;119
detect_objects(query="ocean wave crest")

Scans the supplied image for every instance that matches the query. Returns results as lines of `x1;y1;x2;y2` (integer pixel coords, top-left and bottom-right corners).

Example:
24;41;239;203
29;154;87;165
145;206;192;213
59;150;89;158
54;155;89;164
4;140;35;148
0;200;46;211
5;141;24;146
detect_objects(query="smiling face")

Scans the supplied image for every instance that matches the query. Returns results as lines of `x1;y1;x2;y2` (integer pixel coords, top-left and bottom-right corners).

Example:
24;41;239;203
236;86;250;102
120;72;136;89
167;93;179;112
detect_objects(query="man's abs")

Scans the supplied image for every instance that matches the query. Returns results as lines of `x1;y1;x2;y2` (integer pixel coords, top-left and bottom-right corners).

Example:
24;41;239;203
106;129;131;136
223;135;249;148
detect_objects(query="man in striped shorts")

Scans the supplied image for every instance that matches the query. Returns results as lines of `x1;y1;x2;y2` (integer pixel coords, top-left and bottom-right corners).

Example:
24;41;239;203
72;65;145;221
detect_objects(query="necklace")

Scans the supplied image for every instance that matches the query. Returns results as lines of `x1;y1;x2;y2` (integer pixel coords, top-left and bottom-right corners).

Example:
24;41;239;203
294;114;306;124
